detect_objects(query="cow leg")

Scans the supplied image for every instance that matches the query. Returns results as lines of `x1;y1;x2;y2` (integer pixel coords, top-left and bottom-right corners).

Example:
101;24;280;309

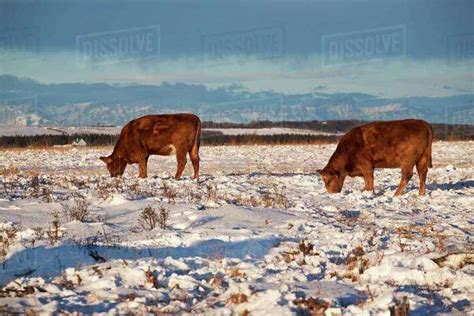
175;150;187;180
189;150;200;180
363;169;374;192
416;157;429;195
138;156;149;178
394;164;414;196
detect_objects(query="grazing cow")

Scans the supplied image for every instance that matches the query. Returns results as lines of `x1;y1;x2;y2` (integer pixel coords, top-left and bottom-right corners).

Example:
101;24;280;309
317;119;433;196
100;113;201;180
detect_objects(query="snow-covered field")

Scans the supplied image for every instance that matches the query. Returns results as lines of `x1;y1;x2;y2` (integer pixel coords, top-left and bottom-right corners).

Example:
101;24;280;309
0;142;472;315
204;128;341;136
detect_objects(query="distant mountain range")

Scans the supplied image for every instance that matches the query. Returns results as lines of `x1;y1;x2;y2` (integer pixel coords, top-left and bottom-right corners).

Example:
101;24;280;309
0;75;472;126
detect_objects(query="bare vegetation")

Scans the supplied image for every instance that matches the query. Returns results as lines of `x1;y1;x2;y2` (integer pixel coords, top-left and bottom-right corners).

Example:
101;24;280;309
0;223;20;268
293;297;330;315
162;181;177;203
46;212;66;245
226;293;248;305
0;165;19;176
389;296;410;316
61;196;91;222
262;185;291;208
138;205;170;231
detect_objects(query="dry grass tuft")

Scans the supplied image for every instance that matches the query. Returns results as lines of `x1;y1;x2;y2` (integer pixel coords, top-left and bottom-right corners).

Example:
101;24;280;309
227;268;246;278
389;296;410;316
145;266;159;288
162;180;177;202
209;274;223;289
138;204;170;231
293;297;330;315
61;196;90;222
0;223;20;268
0;165;19;176
226;293;248;305
46;212;66;245
330;246;370;282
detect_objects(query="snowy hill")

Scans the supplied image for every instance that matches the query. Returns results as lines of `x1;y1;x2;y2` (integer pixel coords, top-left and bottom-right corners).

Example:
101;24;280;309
0;75;473;125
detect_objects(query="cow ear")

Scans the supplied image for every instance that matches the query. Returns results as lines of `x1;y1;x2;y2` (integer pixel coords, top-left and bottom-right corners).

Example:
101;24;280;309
100;156;112;164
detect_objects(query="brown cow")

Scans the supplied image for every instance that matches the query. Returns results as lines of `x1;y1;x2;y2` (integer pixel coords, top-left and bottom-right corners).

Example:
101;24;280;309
100;113;201;180
317;119;433;196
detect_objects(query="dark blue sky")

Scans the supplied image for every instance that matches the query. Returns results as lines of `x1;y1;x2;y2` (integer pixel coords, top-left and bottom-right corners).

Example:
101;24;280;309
2;0;472;58
1;0;473;97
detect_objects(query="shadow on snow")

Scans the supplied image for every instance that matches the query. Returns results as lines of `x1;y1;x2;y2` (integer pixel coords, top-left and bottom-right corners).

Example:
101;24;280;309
0;236;286;286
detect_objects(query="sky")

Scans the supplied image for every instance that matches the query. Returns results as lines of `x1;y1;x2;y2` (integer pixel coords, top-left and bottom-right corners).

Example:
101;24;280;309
0;0;473;98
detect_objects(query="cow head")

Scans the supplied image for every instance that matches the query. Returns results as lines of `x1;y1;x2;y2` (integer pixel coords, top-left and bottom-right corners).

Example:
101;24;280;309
317;169;345;193
100;156;126;177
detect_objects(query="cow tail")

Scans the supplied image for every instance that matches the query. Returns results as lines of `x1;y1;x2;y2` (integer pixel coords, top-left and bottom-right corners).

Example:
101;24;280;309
191;118;201;158
427;123;433;168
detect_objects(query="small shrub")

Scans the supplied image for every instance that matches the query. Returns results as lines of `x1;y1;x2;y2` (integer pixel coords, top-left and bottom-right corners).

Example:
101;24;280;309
41;187;53;203
145;266;159;288
226;293;248;305
205;183;218;201
139;206;158;230
46;212;66;245
299;239;316;256
389;296;410;316
0;165;19;176
228;268;246;278
0;223;20;268
61;197;90;222
293;297;330;315
162;181;177;202
138;205;169;230
31;174;40;197
33;227;44;241
209;274;223;289
129;181;157;198
262;185;291;209
96;182;114;200
158;205;170;229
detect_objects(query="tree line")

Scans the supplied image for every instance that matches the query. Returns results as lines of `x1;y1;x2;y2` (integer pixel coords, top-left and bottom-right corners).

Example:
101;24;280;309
0;121;472;148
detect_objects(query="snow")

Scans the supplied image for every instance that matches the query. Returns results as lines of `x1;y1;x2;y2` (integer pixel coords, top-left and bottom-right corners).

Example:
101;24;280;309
204;128;341;136
0;142;472;314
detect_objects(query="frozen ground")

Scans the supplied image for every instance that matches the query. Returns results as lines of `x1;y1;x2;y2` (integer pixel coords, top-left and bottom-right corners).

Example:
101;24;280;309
0;142;472;315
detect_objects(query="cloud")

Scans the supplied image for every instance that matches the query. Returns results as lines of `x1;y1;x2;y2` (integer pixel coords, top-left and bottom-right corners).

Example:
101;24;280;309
0;49;473;98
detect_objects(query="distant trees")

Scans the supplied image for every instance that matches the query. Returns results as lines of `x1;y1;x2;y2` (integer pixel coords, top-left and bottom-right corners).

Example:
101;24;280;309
0;121;472;148
0;134;118;148
202;120;364;133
